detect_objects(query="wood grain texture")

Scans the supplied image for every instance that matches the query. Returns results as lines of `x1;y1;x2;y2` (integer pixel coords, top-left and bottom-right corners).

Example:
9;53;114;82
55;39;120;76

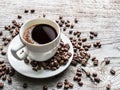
0;0;120;90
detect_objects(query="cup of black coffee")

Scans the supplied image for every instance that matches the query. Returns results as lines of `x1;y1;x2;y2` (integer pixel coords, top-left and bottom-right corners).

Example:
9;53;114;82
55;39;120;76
11;18;61;61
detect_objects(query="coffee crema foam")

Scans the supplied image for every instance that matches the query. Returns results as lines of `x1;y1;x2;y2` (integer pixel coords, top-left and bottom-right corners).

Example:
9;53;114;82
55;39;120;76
23;26;38;44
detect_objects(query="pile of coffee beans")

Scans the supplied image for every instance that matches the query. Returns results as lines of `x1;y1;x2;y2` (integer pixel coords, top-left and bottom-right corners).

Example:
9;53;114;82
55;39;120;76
24;41;72;71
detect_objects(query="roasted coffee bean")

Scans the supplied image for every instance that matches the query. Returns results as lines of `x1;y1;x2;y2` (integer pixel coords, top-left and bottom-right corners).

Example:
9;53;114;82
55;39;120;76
81;60;87;67
57;82;63;88
90;35;94;39
30;61;37;67
93;60;98;66
43;85;48;90
74;18;78;23
94;77;100;83
2;75;6;81
92;73;97;77
93;32;98;37
105;59;110;65
43;14;46;18
24;58;29;64
24;9;29;13
110;69;115;75
9;68;15;76
93;42;97;48
66;23;70;27
32;67;38;72
86;72;91;77
78;81;83;86
64;79;69;85
4;26;8;30
69;82;74;88
64;84;69;89
1;51;6;55
76;72;82;77
4;41;9;46
0;31;2;36
69;30;73;34
77;68;81;72
71;60;77;66
0;72;2;77
56;20;59;23
23;83;28;88
106;84;111;90
17;15;22;19
59;22;63;27
73;76;78;81
81;38;87;42
70;24;74;28
59;16;62;20
2;37;6;41
0;82;4;88
30;9;35;13
0;60;4;64
61;19;65;23
63;27;66;31
5;67;9;74
91;57;96;61
7;76;12;84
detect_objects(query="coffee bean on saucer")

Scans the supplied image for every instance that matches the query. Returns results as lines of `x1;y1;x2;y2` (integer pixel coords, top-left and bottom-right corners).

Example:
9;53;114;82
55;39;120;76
57;82;63;88
43;85;48;90
0;82;4;88
24;9;29;13
30;61;37;67
23;83;28;88
24;58;29;64
30;9;35;13
32;67;38;72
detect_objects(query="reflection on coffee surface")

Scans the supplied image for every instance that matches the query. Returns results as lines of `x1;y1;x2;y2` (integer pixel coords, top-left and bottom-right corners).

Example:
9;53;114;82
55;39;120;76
23;24;57;44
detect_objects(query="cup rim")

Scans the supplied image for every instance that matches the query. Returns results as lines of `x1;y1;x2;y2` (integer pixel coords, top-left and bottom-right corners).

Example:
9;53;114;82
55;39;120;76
20;18;61;47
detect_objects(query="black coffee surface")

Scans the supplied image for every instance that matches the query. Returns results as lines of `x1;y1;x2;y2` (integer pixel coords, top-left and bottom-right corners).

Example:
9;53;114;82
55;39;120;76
31;24;57;44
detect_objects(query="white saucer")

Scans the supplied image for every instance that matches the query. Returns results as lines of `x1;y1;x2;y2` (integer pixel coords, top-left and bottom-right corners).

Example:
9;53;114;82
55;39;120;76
7;33;73;78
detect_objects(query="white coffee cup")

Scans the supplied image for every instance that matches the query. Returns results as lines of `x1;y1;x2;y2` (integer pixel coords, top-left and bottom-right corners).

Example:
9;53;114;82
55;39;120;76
11;18;61;61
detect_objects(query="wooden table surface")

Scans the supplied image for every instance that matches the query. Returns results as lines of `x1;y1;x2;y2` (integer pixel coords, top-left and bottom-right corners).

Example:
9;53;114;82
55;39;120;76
1;0;120;90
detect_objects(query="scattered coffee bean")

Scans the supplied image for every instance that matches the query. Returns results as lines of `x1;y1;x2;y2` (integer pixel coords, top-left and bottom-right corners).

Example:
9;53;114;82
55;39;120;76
0;82;4;88
93;60;98;66
105;59;110;65
59;16;62;20
57;82;63;88
86;72;91;77
1;51;6;55
64;84;69;89
9;67;15;76
74;18;78;23
43;85;48;90
63;26;66;31
78;81;83;86
76;72;82;77
92;73;97;77
7;76;12;84
43;14;46;18
106;84;111;90
24;9;29;13
73;75;78;81
23;83;28;88
2;75;6;81
69;30;73;34
94;77;100;83
90;35;94;39
70;24;74;28
0;31;2;36
81;38;87;42
91;57;96;61
17;15;22;19
110;69;115;75
30;9;35;13
69;82;74;88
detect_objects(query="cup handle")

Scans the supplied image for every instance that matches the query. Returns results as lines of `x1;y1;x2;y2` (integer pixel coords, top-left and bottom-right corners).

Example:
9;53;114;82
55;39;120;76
11;37;27;60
